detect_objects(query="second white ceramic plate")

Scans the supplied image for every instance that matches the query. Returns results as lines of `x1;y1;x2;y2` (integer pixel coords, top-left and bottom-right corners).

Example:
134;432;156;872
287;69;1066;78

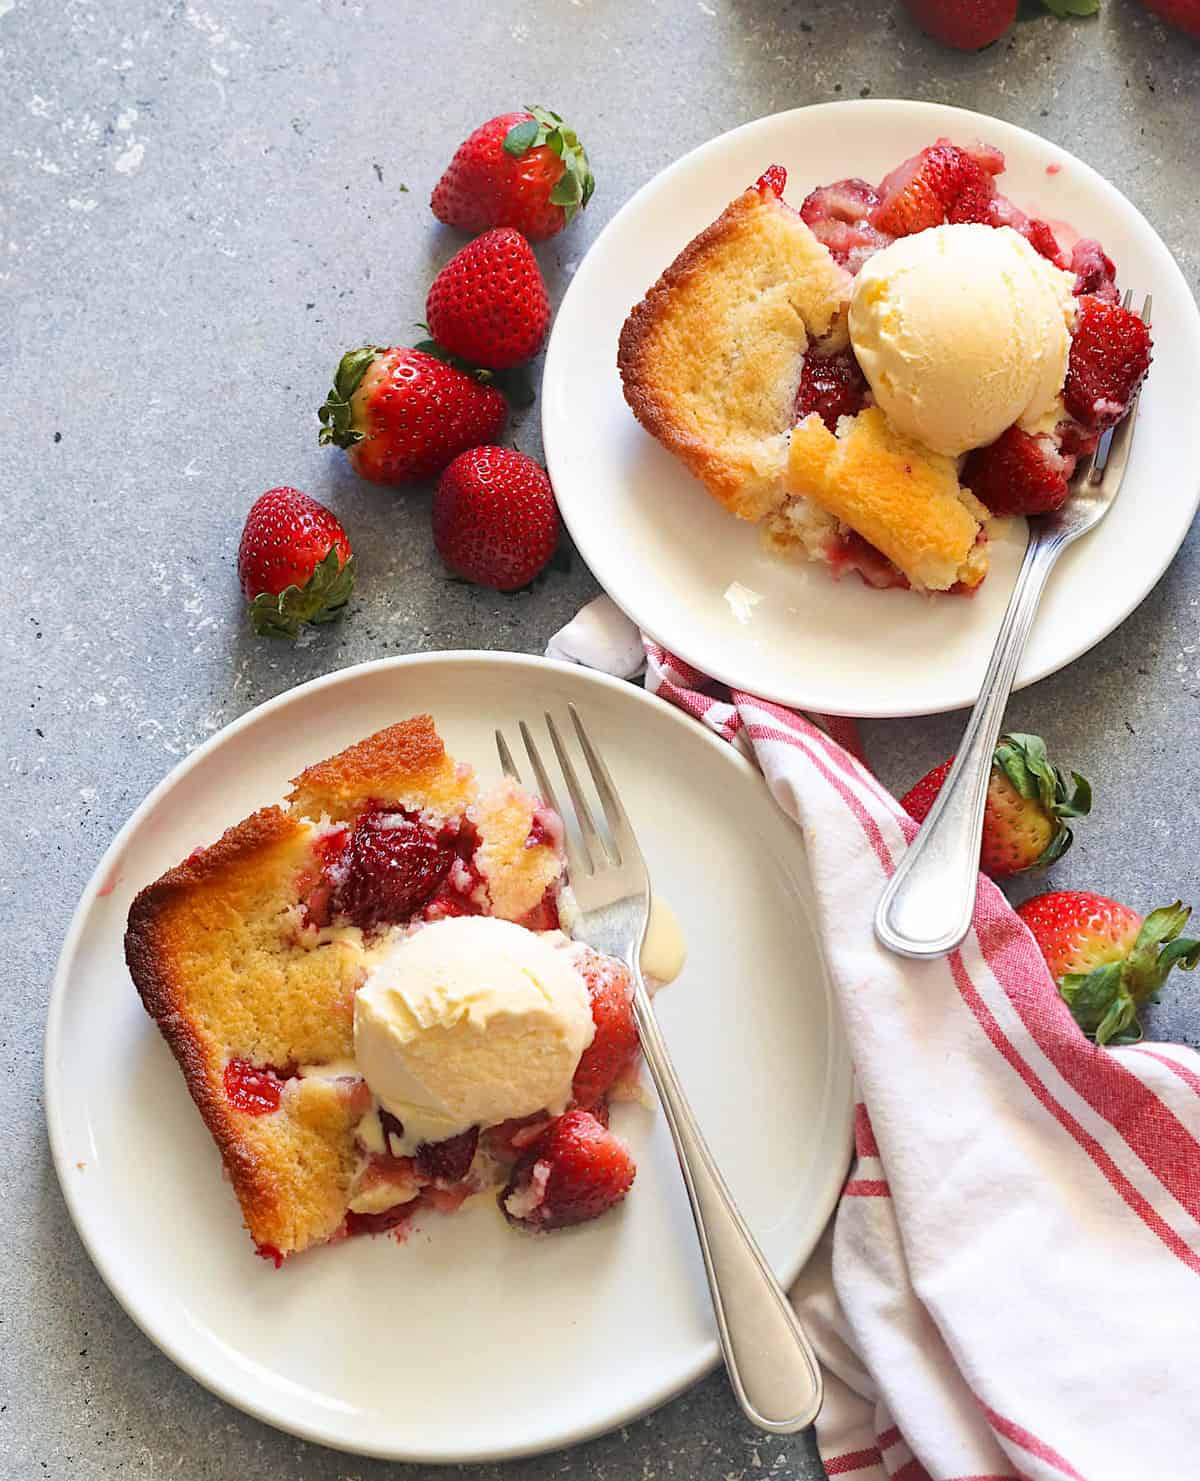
45;653;852;1463
543;101;1200;717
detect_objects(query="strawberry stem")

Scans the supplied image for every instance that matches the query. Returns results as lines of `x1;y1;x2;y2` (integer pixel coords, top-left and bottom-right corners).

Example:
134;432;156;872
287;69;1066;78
501;105;594;223
318;346;381;449
1059;901;1200;1046
248;548;356;639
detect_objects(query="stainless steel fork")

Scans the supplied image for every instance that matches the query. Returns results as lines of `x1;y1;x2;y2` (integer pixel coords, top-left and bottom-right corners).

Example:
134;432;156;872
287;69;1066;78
496;704;823;1433
875;292;1152;960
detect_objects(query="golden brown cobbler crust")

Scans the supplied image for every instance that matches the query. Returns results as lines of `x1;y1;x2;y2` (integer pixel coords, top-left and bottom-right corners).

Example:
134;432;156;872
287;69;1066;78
617;183;852;523
124;717;563;1259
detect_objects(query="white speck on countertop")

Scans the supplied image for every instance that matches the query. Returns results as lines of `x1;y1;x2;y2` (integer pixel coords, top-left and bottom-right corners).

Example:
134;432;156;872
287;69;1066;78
114;140;144;174
116;106;138;131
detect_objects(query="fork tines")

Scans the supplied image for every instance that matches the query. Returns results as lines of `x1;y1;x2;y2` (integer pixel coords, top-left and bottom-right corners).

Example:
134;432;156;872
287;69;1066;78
1086;290;1152;487
495;704;640;886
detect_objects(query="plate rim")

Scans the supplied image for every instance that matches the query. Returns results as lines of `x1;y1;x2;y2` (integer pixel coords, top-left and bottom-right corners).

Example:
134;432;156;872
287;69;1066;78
44;649;854;1464
542;98;1200;718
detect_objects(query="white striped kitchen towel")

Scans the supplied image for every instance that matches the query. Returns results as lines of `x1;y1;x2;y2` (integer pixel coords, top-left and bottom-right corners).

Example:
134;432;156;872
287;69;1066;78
549;596;1200;1481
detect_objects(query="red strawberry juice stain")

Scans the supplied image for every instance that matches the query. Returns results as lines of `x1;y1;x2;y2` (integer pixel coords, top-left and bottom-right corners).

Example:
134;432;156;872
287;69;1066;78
224;1058;294;1114
255;1243;284;1267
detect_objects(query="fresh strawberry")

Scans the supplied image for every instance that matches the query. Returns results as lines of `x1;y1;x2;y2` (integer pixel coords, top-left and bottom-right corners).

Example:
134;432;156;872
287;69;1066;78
1137;0;1200;37
500;1108;635;1230
754;164;787;197
571;948;639;1109
962;426;1075;517
330;807;455;930
1069;238;1119;303
431;106;594;242
318;346;506;486
870;142;995;237
902;733;1091;877
902;0;1017;48
425;228;550;372
1018;893;1200;1045
795;348;868;432
904;0;1096;47
432;446;558;591
1064;295;1153;431
237;487;356;639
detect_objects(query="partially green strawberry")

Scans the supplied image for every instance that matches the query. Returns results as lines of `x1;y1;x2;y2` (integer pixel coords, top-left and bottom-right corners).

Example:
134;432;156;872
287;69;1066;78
430;106;594;241
237;486;355;638
1018;892;1200;1045
318;346;506;486
425;227;550;371
901;733;1090;877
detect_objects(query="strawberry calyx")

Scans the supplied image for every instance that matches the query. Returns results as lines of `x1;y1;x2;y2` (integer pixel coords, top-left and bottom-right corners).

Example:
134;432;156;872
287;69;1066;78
1020;0;1099;17
247;545;357;639
1059;902;1200;1046
502;105;594;223
413;329;536;408
994;732;1091;869
317;346;383;449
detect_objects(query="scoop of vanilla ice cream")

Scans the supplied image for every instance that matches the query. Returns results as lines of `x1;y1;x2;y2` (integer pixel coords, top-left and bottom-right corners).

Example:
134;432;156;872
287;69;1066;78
848;224;1077;457
353;916;594;1150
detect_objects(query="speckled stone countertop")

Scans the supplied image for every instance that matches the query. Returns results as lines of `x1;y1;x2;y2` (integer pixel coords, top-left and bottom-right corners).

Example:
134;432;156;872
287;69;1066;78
5;1;1199;1476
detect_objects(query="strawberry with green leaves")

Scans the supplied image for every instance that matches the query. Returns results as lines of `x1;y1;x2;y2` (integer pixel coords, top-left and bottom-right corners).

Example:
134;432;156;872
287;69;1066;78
1018;892;1200;1046
237;487;355;639
318;345;506;486
902;733;1090;877
431;106;594;241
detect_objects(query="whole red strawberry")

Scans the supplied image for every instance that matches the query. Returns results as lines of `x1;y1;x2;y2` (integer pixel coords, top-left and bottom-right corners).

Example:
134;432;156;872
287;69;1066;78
425;228;550;371
571;949;640;1109
501;1108;635;1230
1018;892;1200;1045
431;106;594;242
903;0;1096;49
318;346;506;486
1064;295;1153;431
331;808;454;930
432;446;558;591
902;733;1090;877
962;426;1074;517
903;0;1017;48
1137;0;1200;37
237;487;356;639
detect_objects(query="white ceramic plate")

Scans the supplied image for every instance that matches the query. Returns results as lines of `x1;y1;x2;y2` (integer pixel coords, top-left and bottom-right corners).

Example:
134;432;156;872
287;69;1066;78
543;101;1200;717
45;653;853;1463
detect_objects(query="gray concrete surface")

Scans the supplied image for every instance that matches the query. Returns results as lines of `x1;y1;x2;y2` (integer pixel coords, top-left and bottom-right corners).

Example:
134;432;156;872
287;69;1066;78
4;1;1199;1476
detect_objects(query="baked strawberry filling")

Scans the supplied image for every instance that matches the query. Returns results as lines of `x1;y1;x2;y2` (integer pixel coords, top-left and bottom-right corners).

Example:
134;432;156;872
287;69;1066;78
791;137;1151;540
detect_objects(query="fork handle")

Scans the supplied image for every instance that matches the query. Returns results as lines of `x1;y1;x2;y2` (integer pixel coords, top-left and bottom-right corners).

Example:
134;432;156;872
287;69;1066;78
629;970;823;1432
874;526;1063;959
